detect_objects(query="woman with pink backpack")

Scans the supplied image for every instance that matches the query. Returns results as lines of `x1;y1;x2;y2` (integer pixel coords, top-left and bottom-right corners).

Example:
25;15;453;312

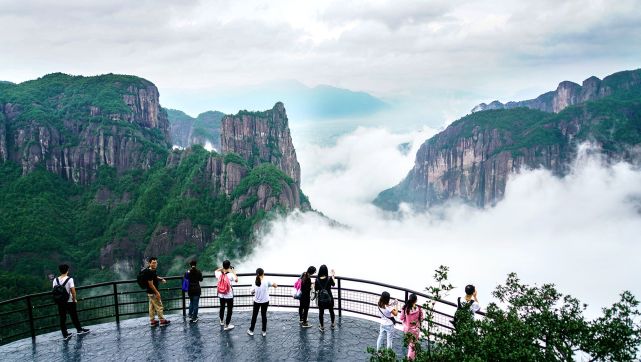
400;293;424;360
297;266;316;328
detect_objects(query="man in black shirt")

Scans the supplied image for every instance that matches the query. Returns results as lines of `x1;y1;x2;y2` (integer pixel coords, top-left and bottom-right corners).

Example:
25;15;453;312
144;257;170;326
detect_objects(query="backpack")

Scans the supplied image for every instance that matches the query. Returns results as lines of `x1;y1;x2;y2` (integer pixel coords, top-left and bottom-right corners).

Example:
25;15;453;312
293;277;303;299
181;271;189;292
137;268;149;289
317;278;332;308
217;272;231;294
52;277;71;304
451;297;475;327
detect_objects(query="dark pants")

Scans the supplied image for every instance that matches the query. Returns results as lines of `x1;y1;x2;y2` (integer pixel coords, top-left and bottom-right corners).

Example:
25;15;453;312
299;298;310;322
249;301;269;332
219;297;234;325
188;295;200;318
57;302;82;336
318;305;335;328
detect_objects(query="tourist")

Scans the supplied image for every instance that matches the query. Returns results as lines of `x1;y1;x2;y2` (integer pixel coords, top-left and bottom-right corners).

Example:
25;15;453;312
376;291;398;351
247;268;278;336
215;260;238;330
314;264;336;332
400;293;423;360
298;265;316;328
52;264;90;340
187;259;203;323
144;257;170;326
459;284;481;315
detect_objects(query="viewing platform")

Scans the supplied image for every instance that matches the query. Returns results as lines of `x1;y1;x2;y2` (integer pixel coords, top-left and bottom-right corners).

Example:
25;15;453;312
0;273;475;361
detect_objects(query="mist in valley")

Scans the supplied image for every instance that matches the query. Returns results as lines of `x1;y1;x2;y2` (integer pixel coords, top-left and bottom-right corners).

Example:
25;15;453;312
239;126;641;319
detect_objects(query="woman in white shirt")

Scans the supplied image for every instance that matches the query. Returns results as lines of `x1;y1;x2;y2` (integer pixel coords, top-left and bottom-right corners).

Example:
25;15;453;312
376;291;398;351
247;268;278;337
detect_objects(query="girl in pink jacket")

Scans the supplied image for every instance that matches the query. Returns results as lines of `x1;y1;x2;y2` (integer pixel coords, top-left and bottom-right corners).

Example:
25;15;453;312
400;293;423;360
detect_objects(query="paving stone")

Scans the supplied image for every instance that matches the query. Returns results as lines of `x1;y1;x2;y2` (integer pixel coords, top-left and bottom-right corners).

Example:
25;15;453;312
0;311;409;361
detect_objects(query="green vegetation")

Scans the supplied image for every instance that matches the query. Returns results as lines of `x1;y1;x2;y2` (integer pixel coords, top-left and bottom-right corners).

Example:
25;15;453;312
0;145;291;300
368;266;641;361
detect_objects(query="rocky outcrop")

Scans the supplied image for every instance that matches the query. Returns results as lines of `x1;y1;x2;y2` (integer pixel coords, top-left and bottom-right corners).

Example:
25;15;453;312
0;74;171;184
145;220;211;258
378;69;641;210
167;109;223;150
221;102;301;185
472;69;641;114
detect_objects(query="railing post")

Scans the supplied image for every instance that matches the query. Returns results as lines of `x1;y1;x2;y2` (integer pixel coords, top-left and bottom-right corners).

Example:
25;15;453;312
405;290;409;305
26;296;35;341
337;278;342;318
113;283;120;324
182;291;186;317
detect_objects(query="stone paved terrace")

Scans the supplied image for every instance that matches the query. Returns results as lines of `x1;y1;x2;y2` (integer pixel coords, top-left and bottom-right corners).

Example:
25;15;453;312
0;311;409;361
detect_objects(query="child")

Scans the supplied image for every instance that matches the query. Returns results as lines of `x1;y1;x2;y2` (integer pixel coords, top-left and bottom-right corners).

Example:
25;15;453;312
247;268;278;337
377;291;398;351
400;293;423;360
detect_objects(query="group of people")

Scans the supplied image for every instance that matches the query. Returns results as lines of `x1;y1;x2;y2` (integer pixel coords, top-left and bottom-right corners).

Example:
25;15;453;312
54;257;480;361
376;284;480;360
177;260;339;336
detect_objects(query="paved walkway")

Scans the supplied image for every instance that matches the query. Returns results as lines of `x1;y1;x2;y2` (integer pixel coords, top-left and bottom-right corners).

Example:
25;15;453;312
1;311;408;361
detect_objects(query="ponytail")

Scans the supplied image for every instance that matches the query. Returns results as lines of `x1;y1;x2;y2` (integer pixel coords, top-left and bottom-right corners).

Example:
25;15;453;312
255;267;264;287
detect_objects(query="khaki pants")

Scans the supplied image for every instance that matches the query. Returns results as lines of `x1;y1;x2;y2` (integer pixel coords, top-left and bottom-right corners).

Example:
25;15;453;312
148;294;165;320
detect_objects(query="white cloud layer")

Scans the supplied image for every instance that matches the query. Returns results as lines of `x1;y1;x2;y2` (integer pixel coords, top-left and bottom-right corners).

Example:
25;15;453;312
1;0;640;123
239;128;641;319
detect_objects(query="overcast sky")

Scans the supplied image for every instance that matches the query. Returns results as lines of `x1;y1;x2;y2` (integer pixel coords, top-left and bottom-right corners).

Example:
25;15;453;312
2;0;640;122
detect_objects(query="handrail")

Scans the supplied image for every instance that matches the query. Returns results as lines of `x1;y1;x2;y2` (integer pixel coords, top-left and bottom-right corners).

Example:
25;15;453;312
0;272;483;345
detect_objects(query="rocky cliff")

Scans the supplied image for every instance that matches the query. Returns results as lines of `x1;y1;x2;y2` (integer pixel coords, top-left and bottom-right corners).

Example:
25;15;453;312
0;73;171;184
221;102;301;186
471;69;641;114
167;109;224;150
376;69;641;210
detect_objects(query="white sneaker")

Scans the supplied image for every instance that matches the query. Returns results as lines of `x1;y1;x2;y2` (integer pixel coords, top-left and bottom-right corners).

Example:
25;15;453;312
262;331;266;337
224;324;235;331
220;319;225;326
247;329;254;336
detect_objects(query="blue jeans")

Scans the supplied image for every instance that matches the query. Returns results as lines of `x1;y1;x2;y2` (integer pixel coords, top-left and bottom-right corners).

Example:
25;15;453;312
188;295;200;318
377;323;394;350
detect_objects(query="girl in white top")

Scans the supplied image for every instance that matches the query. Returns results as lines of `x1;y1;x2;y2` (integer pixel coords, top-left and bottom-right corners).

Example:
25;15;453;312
376;291;398;351
247;268;278;336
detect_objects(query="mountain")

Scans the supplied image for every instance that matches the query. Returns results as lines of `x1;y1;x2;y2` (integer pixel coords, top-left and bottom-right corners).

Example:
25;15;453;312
375;69;641;211
471;70;641;113
166;109;224;150
0;73;309;299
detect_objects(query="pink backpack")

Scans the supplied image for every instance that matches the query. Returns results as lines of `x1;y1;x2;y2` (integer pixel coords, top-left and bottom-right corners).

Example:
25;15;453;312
217;272;231;294
294;278;302;291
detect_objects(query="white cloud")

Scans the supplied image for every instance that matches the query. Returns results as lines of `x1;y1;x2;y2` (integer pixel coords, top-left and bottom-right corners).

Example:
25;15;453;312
239;128;641;319
1;0;640;124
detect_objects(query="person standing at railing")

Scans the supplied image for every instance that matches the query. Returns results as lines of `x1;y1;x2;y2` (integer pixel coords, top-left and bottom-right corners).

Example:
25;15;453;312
52;264;90;340
247;267;278;337
215;260;238;331
144;257;170;327
298;265;316;328
314;264;336;332
186;259;203;323
400;293;423;360
376;291;399;351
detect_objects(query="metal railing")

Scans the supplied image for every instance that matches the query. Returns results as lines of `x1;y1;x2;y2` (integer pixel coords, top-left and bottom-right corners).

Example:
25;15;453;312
0;273;483;345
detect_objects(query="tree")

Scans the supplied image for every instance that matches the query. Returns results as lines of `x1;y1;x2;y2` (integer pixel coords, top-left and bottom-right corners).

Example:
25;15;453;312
369;267;641;361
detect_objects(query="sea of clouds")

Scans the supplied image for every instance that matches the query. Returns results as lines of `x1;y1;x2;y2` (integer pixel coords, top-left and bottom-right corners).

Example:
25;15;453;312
239;126;641;319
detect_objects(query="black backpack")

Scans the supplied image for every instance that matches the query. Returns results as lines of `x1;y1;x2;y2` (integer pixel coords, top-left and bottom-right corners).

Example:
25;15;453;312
137;268;149;289
451;297;475;327
52;277;71;304
317;278;333;307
